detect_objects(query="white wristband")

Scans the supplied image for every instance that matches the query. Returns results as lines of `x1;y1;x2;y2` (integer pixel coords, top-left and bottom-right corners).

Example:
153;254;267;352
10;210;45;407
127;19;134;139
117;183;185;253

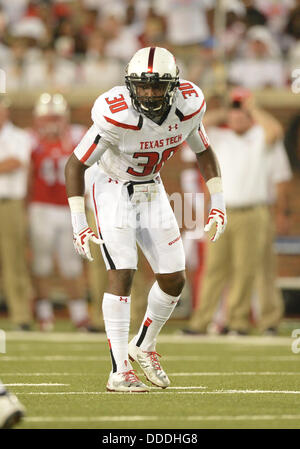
68;196;88;234
206;177;223;195
68;196;85;213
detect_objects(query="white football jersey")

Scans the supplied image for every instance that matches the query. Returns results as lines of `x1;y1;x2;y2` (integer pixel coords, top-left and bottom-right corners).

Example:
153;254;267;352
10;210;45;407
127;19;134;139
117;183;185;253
74;79;209;182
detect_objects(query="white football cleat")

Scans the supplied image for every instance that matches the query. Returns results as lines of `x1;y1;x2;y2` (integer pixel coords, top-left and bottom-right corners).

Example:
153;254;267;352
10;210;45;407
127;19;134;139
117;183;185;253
128;339;170;389
0;391;25;429
106;370;149;393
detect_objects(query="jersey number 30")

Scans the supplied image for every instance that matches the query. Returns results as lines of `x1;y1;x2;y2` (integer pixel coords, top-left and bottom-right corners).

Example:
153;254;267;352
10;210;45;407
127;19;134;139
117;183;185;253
105;94;128;114
127;147;177;177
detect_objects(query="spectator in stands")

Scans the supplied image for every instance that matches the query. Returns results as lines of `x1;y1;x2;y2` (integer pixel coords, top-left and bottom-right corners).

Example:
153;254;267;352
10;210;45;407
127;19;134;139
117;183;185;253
0;96;32;330
255;0;297;34
242;0;267;28
101;4;140;63
228;25;285;88
221;4;247;60
22;42;78;89
182;88;283;335
138;14;166;49
0;0;28;24
80;30;122;89
284;3;300;55
153;0;214;68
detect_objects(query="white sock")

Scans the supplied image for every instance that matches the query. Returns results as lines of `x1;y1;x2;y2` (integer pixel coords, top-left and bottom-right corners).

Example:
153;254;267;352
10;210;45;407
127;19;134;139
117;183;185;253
68;298;89;326
102;293;132;373
36;299;54;321
135;282;180;351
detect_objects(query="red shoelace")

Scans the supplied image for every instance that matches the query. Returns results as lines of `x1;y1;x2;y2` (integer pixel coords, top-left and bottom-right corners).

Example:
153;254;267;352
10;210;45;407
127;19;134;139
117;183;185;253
145;351;162;370
123;370;140;383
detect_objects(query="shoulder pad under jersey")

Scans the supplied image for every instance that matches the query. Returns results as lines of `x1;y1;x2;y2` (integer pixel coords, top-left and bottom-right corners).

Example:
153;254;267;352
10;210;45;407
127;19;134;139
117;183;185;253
91;85;142;144
174;79;206;124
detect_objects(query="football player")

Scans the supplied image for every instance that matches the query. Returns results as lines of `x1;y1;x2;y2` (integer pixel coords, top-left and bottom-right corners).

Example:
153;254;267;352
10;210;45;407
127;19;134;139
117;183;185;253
65;47;227;392
28;93;90;331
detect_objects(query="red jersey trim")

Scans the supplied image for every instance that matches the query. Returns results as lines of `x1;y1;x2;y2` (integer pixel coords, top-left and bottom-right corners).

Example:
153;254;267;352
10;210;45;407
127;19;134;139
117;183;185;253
80;134;101;163
80;142;97;163
104;115;141;130
177;99;205;122
199;128;209;148
92;183;101;235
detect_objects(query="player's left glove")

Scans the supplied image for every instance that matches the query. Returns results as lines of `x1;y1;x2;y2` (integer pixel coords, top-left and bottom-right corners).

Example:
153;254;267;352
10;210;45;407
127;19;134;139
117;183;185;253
204;193;227;242
73;227;103;262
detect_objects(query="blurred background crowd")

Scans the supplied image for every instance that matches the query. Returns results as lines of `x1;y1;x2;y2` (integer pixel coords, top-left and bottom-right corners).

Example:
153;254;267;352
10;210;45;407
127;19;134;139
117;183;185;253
0;0;299;335
0;0;299;91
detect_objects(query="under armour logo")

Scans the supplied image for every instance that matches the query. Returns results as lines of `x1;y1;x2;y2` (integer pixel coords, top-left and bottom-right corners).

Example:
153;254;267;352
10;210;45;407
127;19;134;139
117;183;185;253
120;296;128;303
168;124;178;131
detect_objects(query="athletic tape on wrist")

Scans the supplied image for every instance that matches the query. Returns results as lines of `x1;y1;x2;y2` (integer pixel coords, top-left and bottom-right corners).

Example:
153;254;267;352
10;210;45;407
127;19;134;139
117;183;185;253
206;177;223;195
68;196;85;214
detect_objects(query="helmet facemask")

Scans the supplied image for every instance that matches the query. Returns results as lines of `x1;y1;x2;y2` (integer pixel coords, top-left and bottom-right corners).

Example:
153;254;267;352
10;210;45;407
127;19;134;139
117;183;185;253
125;71;179;120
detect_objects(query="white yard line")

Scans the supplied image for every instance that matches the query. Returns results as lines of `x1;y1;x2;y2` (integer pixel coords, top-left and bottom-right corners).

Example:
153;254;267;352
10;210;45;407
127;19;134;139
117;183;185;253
1;354;299;362
0;356;110;361
234;356;300;361
4;331;294;346
25;416;159;423
3;383;69;387
170;372;300;376
23;414;300;423
16;389;300;395
150;386;207;390
1;371;300;377
0;355;218;361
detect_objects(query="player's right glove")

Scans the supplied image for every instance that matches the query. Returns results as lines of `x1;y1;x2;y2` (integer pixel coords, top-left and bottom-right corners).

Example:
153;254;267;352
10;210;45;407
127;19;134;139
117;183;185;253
204;192;227;242
73;227;103;262
204;207;227;242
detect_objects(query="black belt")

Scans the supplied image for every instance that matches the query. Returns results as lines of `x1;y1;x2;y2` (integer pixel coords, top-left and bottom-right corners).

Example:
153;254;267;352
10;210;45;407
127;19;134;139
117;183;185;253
126;179;156;199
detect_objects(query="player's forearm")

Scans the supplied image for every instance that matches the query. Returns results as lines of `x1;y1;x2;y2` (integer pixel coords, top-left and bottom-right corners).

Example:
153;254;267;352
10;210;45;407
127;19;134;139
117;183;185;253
65;153;87;198
196;147;225;218
65;153;90;235
0;158;22;173
195;146;221;182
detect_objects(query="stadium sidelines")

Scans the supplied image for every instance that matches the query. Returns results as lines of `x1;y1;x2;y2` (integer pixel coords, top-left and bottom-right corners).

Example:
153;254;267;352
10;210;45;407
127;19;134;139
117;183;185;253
3;332;295;346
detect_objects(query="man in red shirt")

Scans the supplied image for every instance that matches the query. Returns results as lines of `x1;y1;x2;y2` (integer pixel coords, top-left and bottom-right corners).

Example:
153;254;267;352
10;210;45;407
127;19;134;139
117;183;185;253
28;93;90;331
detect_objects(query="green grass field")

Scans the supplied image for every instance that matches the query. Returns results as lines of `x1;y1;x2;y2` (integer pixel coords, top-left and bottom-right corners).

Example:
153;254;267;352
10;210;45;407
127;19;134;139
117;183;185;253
1;319;300;429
